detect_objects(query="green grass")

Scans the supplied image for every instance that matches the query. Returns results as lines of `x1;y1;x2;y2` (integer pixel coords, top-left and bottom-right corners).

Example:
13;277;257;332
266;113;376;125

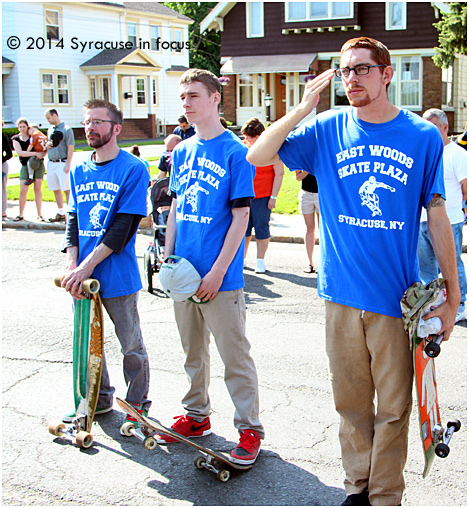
275;168;301;214
7;164;160;202
7;164;302;213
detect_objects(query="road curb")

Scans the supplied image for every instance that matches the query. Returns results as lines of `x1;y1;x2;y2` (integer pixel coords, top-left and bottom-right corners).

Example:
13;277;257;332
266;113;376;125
3;221;466;252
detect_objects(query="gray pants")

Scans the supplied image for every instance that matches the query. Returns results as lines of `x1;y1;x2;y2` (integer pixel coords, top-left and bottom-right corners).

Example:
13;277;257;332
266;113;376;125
97;292;151;411
174;289;264;438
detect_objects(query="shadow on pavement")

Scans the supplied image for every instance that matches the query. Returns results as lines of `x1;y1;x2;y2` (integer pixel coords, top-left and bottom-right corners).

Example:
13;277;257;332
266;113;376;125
95;411;344;506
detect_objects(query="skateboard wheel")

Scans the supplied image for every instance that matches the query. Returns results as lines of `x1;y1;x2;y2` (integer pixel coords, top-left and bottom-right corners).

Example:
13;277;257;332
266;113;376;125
48;421;66;436
194;455;206;469
144;436;157;451
121;421;136;437
217;469;230;483
82;279;100;294
76;431;93;449
435;443;450;458
425;341;441;358
448;420;461;432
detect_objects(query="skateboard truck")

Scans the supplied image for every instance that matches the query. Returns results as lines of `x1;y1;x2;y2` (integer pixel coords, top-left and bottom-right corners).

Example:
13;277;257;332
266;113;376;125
194;455;232;482
48;414;94;449
434;420;461;458
120;421;158;451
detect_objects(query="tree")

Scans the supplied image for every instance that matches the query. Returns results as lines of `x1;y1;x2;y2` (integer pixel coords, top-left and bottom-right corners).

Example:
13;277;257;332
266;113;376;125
433;2;467;68
163;2;221;75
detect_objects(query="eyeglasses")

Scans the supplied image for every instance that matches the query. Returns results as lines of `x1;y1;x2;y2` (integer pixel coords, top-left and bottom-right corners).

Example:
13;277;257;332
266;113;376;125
335;65;387;78
80;119;117;126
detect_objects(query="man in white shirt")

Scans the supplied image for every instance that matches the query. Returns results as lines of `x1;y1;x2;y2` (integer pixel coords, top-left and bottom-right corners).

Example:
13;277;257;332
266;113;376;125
419;108;467;322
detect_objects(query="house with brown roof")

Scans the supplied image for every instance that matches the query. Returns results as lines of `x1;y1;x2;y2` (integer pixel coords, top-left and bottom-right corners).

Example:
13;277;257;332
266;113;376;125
201;2;467;133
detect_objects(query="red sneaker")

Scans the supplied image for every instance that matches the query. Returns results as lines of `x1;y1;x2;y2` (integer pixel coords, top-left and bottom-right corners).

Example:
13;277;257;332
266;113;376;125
156;415;211;444
229;430;261;465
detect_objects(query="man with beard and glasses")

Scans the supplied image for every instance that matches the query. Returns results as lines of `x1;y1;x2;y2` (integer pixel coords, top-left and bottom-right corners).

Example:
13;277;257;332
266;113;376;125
247;37;459;506
59;99;152;430
44;108;75;222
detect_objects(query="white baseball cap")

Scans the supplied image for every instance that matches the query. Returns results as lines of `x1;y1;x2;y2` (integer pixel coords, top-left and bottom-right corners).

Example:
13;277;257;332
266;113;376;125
158;256;202;302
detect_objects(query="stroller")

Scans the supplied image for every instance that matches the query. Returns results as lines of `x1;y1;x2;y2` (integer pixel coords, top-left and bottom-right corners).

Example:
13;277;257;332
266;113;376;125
143;177;172;293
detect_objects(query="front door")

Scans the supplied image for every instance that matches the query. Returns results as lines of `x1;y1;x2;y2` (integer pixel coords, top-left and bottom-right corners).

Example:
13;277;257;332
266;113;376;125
275;74;286;121
121;76;134;119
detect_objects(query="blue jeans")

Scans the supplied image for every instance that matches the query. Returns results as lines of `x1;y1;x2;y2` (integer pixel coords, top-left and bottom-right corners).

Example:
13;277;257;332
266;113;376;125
417;221;466;305
98;292;151;410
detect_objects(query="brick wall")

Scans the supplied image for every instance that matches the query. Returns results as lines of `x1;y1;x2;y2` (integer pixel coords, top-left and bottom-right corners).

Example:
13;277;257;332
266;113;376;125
422;57;442;115
221;78;236;125
317;60;333;115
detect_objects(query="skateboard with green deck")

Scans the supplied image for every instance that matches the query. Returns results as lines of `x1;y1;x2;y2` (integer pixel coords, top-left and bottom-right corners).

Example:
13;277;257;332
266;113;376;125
48;276;104;449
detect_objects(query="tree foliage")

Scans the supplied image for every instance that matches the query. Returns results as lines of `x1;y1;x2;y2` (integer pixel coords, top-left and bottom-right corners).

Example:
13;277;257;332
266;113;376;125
433;2;467;68
163;2;221;75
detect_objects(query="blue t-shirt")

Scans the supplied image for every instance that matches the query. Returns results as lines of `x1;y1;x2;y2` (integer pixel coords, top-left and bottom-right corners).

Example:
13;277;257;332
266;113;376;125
69;150;149;298
279;108;445;318
173;125;196;140
170;130;255;291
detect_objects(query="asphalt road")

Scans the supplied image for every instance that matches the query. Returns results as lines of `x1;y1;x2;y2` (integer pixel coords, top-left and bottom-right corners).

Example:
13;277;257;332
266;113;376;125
2;229;467;506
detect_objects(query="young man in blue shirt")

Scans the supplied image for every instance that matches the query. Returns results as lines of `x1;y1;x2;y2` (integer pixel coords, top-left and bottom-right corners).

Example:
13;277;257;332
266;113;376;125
61;99;151;428
248;37;459;505
159;69;264;465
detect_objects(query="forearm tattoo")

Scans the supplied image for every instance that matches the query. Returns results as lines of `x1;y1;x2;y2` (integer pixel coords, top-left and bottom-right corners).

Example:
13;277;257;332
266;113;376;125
426;194;445;212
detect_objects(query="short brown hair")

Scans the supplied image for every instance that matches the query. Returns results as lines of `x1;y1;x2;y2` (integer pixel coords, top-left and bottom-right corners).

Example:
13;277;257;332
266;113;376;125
341;37;391;89
179;69;221;95
241;118;265;137
83;99;123;125
341;37;391;67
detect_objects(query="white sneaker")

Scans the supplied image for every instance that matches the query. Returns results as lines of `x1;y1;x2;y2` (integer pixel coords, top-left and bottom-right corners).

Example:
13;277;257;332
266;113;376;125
455;306;466;323
255;259;266;273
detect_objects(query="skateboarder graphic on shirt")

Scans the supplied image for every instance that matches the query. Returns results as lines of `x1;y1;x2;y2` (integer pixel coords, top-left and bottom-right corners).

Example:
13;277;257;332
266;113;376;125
89;202;108;229
185;181;209;213
359;176;395;216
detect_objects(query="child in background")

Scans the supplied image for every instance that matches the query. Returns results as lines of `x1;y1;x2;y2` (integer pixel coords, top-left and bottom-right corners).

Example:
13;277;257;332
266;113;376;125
25;124;47;186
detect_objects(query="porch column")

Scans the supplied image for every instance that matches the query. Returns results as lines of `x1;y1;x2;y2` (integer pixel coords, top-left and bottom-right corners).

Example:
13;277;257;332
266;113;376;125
147;75;153;114
112;73;120;109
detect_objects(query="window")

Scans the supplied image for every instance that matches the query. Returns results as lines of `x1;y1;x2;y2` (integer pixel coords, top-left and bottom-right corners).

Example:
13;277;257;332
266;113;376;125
152;78;158;106
239;74;253;107
136;78;146;105
246;2;264;38
127;21;137;47
386;2;407;30
45;8;61;40
171;29;183;53
41;70;71;106
90;78;97;100
100;77;111;102
286;2;353;22
237;74;265;108
441;66;453;107
42;74;55;104
150;25;160;51
331;56;422;110
57;74;69;104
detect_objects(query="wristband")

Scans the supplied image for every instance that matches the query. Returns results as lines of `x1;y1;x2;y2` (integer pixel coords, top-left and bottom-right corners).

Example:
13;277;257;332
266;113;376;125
270;195;277;200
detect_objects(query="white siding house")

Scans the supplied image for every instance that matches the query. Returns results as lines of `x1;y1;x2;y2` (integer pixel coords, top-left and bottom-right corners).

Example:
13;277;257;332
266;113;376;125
2;1;192;137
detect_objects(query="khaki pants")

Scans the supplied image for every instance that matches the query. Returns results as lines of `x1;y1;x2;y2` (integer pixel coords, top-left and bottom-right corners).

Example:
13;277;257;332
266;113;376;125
325;301;413;506
174;289;264;438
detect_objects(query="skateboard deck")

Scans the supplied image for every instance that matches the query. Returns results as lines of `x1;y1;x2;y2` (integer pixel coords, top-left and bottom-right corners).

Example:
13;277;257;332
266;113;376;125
116;397;252;482
413;331;461;478
48;276;104;449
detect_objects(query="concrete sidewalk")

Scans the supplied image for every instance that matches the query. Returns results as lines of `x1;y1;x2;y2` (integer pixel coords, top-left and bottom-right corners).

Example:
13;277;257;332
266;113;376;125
1;199;311;240
2;199;467;253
